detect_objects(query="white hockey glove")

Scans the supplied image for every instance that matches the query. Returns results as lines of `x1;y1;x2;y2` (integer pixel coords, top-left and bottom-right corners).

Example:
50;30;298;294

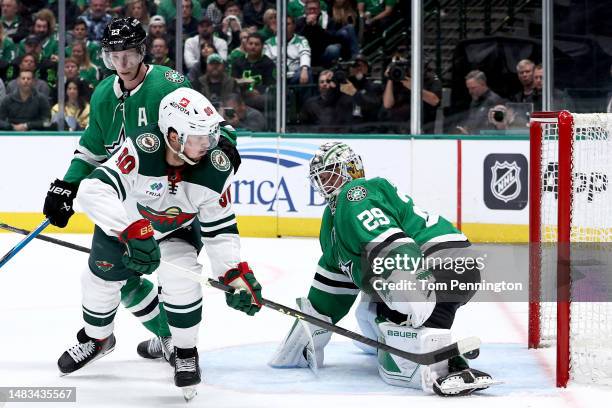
268;297;332;372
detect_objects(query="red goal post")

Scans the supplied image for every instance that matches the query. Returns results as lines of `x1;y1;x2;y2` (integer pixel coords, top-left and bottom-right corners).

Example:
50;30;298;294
529;111;612;388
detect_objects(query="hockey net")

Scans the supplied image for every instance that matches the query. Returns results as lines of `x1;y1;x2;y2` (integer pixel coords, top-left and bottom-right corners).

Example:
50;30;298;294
529;111;612;387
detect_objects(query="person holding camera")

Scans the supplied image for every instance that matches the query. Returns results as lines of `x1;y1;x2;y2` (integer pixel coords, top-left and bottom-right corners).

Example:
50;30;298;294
457;70;504;135
382;56;442;133
487;104;521;131
299;69;353;132
221;92;266;131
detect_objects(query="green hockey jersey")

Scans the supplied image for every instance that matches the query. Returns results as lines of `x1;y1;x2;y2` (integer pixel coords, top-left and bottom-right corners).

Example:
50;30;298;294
308;177;468;323
77;123;239;279
64;65;193;185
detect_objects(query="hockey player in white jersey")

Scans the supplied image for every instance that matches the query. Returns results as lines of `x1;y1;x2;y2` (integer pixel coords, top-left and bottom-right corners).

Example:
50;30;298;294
57;88;263;399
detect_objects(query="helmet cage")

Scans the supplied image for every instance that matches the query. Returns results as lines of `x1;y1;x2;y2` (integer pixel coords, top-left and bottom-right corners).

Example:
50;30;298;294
309;146;364;201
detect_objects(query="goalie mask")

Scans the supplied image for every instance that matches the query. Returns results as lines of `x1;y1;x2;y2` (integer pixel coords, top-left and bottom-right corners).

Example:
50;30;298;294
101;17;147;71
158;88;224;165
309;142;365;210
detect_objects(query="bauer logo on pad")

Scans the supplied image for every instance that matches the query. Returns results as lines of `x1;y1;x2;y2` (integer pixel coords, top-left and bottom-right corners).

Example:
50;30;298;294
483;153;528;210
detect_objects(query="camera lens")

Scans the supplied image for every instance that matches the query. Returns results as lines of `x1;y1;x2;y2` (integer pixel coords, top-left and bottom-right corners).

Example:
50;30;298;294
493;110;505;122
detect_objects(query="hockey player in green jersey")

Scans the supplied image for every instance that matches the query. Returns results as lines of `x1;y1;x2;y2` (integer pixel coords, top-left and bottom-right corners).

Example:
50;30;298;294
42;18;241;364
269;142;497;396
57;88;262;400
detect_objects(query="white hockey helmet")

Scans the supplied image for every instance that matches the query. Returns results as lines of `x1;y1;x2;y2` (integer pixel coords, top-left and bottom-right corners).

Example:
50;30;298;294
158;88;224;165
309;142;365;208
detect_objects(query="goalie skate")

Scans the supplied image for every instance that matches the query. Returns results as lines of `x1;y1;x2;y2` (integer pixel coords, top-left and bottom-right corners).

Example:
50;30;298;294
57;328;116;375
433;368;501;396
137;336;174;366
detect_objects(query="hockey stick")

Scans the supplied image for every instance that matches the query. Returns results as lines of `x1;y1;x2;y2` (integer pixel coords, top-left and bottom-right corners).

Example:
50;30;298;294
0;219;50;269
0;222;481;365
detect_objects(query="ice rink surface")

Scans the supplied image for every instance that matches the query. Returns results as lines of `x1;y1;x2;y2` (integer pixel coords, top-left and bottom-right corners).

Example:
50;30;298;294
0;234;610;407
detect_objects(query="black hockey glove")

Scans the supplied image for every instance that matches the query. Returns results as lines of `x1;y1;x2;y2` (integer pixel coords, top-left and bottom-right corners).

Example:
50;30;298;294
43;179;78;228
217;136;241;173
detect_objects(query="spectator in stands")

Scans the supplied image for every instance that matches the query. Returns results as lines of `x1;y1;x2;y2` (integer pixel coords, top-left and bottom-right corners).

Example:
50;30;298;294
264;16;311;85
1;0;29;44
19;9;58;61
125;0;151;32
184;17;228;69
0;70;50;130
169;0;200;41
193;53;239;107
457;70;504;134
512;59;536;104
0;23;17;77
381;56;442;133
7;35;57;92
68;19;102;68
243;0;273;28
6;53;50;98
300;69;353;132
147;15;175;58
158;0;203;24
221;92;265;131
296;0;342;68
71;41;100;86
78;0;113;42
328;0;359;59
206;0;230;27
51;78;90;131
220;2;243;50
358;0;396;39
288;0;328;19
187;41;217;82
258;8;276;41
533;64;573;111
228;28;254;69
148;37;174;69
341;54;382;124
231;32;275;110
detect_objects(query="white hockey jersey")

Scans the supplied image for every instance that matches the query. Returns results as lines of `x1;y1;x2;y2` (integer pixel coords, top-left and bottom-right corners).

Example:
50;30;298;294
76;124;239;278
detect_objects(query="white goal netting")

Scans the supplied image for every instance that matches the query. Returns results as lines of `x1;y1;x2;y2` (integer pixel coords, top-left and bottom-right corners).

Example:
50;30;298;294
537;113;612;385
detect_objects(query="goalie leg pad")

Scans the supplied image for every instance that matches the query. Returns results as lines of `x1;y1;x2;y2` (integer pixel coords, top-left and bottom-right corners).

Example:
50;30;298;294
376;320;451;392
353;294;379;355
268;297;332;370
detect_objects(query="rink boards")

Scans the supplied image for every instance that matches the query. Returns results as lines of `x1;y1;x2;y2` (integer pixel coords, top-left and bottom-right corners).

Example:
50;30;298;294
0;132;530;242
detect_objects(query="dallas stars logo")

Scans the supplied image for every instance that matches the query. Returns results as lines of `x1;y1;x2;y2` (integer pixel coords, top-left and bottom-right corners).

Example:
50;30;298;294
346;186;367;202
136;204;197;233
105;124;126;155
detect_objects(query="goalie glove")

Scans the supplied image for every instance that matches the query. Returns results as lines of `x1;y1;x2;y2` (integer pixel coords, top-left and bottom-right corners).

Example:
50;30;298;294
221;262;262;316
268;297;333;372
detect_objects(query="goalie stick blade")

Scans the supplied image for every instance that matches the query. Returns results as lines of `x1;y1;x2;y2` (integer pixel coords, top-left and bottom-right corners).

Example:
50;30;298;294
405;336;481;366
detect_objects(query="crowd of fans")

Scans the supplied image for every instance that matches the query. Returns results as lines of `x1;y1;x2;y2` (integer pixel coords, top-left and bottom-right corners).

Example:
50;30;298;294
0;0;568;134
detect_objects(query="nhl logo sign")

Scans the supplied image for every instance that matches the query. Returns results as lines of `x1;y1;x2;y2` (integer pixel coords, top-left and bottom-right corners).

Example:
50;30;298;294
490;161;521;202
483;154;528;210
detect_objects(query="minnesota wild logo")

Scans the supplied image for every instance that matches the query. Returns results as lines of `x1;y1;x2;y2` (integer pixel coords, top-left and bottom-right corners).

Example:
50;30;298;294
95;260;114;272
136;204;197;233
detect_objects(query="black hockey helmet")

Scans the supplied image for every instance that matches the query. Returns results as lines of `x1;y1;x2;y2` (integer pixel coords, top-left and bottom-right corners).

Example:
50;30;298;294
101;17;146;52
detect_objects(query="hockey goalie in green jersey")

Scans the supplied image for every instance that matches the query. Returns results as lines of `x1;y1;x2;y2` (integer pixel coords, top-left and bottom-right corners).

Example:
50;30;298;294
57;88;262;400
269;142;498;396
